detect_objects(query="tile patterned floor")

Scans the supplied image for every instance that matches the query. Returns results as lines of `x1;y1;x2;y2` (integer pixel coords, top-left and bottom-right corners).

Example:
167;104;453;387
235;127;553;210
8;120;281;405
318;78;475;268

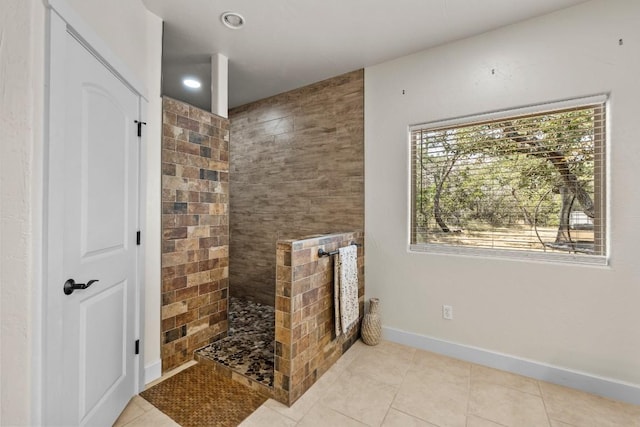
117;340;640;427
195;297;275;387
139;362;268;427
242;340;640;427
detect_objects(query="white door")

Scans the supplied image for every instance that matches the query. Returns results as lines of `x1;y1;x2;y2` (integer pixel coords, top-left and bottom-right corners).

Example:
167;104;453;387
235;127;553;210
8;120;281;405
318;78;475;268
45;23;141;426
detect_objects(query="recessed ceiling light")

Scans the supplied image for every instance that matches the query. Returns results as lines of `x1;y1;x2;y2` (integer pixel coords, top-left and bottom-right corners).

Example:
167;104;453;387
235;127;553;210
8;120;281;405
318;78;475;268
221;11;245;29
183;78;201;89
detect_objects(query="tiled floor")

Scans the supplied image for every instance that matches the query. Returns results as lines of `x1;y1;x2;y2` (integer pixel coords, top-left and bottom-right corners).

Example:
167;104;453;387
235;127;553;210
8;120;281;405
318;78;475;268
195;297;275;387
116;340;640;427
114;361;197;427
139;362;267;427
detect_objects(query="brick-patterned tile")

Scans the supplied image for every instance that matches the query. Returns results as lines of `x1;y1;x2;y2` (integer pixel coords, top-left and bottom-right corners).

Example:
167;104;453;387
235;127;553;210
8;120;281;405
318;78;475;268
161;97;229;373
273;232;363;405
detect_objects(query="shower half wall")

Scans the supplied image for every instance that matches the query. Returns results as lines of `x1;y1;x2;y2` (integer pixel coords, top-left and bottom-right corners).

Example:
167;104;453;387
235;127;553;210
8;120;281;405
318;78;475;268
275;231;364;404
229;69;365;306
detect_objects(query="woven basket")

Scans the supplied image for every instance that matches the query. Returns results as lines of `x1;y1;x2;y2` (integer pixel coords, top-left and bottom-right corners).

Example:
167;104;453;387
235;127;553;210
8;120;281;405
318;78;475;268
361;298;382;345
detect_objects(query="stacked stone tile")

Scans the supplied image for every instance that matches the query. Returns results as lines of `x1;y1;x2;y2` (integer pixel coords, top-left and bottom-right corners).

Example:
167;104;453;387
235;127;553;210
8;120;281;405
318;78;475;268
161;97;230;372
229;70;364;306
274;232;364;405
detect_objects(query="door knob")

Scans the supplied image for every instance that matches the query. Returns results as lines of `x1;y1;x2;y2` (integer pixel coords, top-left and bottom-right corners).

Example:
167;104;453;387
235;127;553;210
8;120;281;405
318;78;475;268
63;278;99;295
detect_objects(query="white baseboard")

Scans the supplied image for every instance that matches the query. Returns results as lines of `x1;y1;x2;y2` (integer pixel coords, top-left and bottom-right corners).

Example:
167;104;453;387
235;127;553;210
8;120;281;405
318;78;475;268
144;359;162;386
383;326;640;405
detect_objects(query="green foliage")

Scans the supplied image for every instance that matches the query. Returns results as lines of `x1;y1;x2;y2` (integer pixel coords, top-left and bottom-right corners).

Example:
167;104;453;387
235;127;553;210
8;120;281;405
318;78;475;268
413;106;597;248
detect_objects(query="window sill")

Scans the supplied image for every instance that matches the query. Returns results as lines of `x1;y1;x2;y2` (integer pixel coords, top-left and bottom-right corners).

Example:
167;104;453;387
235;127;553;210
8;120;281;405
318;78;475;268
409;243;608;267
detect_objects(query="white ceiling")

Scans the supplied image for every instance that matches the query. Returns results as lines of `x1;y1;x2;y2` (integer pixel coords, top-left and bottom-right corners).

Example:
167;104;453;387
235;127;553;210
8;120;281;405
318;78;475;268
142;0;589;109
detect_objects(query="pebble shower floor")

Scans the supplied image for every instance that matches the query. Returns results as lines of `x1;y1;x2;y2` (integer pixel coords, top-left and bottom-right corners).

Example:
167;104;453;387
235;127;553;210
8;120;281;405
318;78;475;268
195;297;275;387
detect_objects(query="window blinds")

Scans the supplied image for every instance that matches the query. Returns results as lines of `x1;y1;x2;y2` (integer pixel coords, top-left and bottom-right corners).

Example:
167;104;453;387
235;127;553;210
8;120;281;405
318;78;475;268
410;96;606;263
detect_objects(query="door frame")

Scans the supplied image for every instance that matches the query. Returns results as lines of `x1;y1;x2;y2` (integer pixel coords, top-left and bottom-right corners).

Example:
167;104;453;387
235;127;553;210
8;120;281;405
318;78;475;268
41;0;148;422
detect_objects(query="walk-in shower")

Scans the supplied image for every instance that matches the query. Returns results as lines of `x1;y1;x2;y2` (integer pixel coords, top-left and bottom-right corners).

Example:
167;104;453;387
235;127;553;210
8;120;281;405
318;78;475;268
196;231;363;405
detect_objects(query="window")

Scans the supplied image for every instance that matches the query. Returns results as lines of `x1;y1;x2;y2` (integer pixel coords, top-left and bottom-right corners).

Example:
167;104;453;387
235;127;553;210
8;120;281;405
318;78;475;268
410;96;607;264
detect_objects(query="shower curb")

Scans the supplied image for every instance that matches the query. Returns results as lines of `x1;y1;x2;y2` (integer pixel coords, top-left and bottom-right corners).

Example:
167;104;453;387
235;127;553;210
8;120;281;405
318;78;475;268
194;352;275;399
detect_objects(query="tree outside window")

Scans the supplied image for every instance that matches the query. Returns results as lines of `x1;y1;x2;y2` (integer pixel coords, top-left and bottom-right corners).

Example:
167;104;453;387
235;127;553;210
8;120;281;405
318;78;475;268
410;97;606;262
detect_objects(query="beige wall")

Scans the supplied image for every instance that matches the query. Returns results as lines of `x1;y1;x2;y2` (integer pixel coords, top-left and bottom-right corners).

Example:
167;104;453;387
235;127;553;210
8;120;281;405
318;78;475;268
365;0;640;389
229;70;364;305
144;11;164;378
0;1;45;424
63;0;155;83
0;0;162;424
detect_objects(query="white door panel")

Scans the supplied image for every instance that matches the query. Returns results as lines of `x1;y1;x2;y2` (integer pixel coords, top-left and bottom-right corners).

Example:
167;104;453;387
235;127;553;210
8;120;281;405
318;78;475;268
81;84;129;258
79;281;126;420
46;23;140;426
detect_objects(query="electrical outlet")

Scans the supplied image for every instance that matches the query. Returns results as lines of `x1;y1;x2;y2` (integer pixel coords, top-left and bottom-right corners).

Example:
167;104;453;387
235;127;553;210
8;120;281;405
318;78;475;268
443;305;453;320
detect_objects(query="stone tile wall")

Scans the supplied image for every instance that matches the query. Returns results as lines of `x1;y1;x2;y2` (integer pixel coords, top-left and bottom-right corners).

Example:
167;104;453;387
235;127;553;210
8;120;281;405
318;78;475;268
229;70;364;306
273;232;364;405
161;97;230;372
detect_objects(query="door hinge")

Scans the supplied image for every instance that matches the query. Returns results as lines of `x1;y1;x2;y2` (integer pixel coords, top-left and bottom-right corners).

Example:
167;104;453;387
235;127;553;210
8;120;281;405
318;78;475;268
135;339;140;355
136;231;141;245
134;120;147;137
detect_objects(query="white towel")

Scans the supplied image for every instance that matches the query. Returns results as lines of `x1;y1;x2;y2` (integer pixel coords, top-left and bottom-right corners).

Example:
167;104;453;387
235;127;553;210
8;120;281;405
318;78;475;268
334;245;359;336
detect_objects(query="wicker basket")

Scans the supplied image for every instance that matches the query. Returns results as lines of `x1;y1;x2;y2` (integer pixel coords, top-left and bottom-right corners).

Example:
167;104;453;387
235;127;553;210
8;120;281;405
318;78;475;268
361;298;382;345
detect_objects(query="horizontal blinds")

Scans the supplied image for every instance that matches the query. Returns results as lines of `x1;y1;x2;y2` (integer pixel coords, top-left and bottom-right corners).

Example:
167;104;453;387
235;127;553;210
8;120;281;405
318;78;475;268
410;99;606;259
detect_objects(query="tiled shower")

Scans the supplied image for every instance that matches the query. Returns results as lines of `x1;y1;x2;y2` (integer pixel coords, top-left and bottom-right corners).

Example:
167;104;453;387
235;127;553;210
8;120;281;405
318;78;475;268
228;70;365;306
161;69;364;405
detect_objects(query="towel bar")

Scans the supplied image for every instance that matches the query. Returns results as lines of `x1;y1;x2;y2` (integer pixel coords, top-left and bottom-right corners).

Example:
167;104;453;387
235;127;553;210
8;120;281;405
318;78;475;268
318;242;362;258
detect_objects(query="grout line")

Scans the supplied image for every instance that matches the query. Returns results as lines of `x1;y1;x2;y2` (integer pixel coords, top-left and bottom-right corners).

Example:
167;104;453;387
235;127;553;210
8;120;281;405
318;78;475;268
119;403;172;427
468;415;510;427
538;380;556;427
329;405;373;427
388;407;438;426
465;363;473;426
387;349;421;425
